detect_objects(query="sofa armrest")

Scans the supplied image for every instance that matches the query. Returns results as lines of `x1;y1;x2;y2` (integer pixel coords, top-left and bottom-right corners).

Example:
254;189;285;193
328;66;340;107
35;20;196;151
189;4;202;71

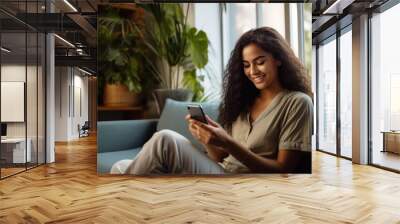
97;119;158;153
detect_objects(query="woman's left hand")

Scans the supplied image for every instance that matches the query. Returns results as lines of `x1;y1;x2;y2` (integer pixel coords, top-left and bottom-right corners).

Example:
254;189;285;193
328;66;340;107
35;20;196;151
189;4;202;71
187;115;233;149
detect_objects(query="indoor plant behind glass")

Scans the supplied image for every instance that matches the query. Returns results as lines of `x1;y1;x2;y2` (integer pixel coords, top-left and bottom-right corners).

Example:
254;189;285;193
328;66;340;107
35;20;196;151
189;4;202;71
135;3;209;114
98;5;157;107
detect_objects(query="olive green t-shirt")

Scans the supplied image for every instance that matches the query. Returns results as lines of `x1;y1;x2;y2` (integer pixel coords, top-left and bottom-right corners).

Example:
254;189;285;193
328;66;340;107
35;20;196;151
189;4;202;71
221;90;313;173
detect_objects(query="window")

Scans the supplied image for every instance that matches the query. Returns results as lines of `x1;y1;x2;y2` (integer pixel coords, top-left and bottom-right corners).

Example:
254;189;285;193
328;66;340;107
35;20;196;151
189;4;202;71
317;36;337;154
339;28;352;158
194;3;308;101
258;3;286;38
289;3;299;57
221;3;257;73
194;3;223;100
371;2;400;171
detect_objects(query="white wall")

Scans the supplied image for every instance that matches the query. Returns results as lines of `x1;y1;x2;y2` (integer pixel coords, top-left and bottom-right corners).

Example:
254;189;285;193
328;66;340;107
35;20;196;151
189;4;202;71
1;65;40;137
1;65;26;81
55;66;69;141
1;64;46;164
55;67;89;141
1;65;26;139
72;73;89;138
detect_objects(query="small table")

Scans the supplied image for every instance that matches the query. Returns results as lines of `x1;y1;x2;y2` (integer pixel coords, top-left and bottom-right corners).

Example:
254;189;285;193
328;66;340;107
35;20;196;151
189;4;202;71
98;106;144;121
381;131;400;154
1;138;32;164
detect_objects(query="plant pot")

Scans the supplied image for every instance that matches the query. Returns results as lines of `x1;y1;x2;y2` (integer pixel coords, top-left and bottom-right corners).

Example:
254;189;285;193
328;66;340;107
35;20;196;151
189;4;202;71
153;88;193;115
103;83;141;107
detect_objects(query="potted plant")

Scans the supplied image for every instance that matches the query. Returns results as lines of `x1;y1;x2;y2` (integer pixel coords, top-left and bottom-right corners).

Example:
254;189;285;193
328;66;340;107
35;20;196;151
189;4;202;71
134;3;209;114
98;4;157;107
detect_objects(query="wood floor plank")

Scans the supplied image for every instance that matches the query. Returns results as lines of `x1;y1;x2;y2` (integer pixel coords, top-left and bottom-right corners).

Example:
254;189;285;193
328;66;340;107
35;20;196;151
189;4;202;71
0;135;399;223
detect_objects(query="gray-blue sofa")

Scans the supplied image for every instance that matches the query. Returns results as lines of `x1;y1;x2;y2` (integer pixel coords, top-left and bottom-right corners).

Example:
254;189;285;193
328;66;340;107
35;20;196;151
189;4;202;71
97;99;220;174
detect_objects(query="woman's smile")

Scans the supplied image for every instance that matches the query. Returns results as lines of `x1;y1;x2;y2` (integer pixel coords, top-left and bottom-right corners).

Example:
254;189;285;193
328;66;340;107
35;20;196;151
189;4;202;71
252;74;266;84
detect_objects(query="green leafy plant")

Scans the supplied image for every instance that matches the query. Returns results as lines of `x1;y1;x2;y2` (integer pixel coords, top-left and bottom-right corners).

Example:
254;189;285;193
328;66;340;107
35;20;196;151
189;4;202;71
135;3;209;101
98;5;157;97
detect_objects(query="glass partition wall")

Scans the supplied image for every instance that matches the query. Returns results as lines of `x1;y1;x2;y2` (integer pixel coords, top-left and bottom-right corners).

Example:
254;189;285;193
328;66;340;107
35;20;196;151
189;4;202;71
0;1;46;179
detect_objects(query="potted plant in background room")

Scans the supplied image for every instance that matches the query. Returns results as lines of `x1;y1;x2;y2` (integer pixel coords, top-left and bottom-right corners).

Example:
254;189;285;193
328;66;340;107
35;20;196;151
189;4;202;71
135;3;210;115
98;4;158;108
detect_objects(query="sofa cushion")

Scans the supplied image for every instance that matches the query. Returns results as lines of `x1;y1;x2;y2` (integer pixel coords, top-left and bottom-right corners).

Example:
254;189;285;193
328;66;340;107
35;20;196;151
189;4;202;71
97;119;157;153
157;99;220;151
97;148;141;173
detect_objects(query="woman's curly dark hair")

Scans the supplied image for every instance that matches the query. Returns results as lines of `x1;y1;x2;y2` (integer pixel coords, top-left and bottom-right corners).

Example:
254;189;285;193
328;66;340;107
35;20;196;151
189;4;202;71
219;27;312;131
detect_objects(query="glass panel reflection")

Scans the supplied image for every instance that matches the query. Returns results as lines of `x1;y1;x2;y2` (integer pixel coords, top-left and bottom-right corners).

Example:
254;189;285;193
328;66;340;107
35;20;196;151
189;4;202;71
371;4;400;171
317;37;337;154
1;30;28;177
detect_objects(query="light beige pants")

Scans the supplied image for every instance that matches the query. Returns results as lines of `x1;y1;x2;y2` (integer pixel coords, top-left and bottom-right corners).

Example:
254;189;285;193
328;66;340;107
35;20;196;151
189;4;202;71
110;130;226;175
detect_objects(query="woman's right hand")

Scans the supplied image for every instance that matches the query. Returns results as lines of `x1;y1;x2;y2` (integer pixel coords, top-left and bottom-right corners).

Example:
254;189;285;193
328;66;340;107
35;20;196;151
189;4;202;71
185;114;227;152
186;114;202;142
185;114;228;162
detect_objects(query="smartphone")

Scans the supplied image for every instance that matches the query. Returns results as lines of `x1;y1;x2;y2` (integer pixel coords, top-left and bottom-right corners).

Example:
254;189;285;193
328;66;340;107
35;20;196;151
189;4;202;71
187;104;208;124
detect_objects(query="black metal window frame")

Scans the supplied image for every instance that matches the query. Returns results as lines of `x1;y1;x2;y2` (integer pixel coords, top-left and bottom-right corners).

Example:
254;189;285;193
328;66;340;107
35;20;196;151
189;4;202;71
314;0;400;174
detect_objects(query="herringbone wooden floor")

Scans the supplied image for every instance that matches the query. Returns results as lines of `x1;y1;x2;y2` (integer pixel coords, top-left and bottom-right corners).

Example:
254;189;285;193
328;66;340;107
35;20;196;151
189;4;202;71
0;135;400;224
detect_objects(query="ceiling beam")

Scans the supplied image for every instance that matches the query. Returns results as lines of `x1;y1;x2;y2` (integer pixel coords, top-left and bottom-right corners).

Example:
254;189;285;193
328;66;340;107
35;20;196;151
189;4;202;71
55;55;96;72
67;13;97;46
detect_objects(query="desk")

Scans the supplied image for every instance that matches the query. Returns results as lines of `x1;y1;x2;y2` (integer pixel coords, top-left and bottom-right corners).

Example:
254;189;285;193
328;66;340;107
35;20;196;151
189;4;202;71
381;131;400;154
1;138;31;163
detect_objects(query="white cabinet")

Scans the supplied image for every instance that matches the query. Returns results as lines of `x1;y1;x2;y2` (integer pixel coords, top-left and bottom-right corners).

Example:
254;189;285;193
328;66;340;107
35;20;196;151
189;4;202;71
1;138;32;163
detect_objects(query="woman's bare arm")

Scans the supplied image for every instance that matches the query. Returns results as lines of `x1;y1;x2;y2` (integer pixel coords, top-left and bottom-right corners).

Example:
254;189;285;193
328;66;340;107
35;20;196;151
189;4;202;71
190;118;301;173
187;114;303;172
224;138;301;173
186;114;228;163
204;144;229;163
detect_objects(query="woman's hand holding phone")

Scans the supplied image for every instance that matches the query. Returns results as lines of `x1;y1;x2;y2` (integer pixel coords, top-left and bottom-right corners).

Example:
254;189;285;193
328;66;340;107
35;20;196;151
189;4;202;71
185;114;232;150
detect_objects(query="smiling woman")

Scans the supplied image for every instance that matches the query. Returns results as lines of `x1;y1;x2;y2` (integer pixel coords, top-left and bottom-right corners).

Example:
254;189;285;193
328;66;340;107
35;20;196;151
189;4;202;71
110;26;313;175
216;27;313;173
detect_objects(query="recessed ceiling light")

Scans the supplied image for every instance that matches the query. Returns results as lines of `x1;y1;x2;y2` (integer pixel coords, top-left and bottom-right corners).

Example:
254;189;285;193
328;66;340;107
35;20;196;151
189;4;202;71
54;34;75;48
78;67;92;76
322;0;354;15
63;0;78;12
1;47;11;53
